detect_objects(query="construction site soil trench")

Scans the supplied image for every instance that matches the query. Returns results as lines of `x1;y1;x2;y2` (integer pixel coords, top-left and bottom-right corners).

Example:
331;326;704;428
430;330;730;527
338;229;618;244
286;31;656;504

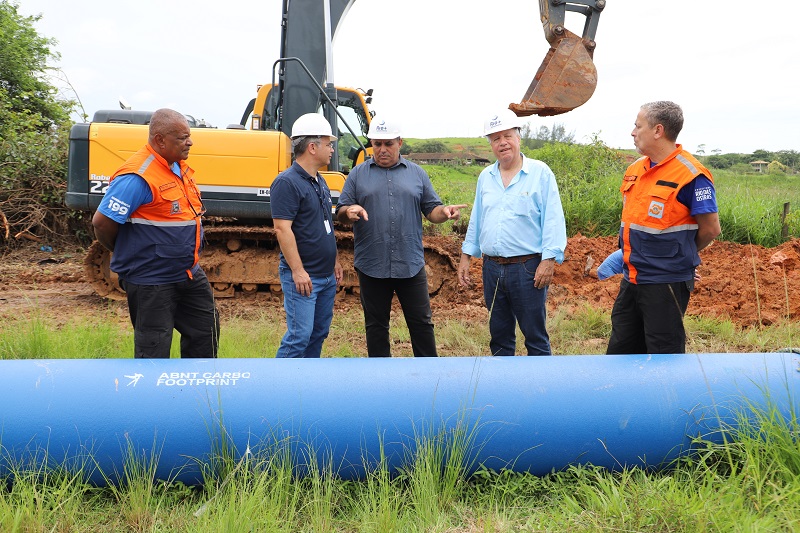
3;235;799;341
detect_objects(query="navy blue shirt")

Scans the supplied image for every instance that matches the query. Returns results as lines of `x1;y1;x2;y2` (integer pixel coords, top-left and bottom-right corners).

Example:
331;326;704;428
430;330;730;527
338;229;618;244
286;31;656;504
270;162;337;277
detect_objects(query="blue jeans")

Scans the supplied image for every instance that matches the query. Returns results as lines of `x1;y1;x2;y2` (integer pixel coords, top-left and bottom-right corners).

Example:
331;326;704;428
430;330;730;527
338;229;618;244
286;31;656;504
482;256;551;356
276;266;337;358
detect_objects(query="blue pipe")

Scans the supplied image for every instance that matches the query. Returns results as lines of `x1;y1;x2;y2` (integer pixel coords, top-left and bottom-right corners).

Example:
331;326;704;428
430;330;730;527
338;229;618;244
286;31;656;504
1;353;797;486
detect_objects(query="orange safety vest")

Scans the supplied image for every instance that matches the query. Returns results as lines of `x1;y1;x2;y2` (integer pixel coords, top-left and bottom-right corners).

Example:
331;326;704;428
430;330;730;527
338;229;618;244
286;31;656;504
109;144;205;284
619;145;713;284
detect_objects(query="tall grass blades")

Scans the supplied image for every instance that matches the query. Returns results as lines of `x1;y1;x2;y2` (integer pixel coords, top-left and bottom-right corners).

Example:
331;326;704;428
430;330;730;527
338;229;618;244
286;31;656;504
347;438;404;532
0;313;128;359
397;408;484;528
194;436;301;532
0;446;96;532
714;171;800;246
99;435;171;531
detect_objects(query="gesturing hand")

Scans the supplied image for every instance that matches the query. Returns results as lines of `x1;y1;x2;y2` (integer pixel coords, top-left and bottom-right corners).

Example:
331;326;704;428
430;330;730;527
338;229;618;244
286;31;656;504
444;204;469;220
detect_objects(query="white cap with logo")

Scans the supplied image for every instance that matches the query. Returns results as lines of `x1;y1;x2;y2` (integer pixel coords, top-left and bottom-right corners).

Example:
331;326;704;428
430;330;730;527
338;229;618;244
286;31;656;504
367;117;402;140
483;109;522;136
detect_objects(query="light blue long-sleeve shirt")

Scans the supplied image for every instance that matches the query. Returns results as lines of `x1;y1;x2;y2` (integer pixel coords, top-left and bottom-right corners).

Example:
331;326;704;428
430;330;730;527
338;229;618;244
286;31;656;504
461;155;567;263
597;249;623;280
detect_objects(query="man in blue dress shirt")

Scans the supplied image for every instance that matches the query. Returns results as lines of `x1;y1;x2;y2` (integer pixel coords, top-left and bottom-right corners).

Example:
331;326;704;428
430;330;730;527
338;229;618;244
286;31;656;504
458;110;567;356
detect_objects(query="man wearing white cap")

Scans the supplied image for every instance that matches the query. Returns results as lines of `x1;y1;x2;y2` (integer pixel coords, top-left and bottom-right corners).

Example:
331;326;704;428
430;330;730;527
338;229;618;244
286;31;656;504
337;117;467;357
458;109;567;356
271;113;343;358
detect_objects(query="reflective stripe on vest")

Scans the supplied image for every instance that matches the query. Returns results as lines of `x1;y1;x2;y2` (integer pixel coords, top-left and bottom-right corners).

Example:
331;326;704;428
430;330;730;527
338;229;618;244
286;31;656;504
619;145;712;284
109;144;204;283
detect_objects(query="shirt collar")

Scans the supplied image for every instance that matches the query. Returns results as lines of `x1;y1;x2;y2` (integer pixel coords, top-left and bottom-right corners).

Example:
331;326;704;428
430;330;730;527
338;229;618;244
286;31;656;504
488;153;530;178
367;155;408;170
291;160;318;181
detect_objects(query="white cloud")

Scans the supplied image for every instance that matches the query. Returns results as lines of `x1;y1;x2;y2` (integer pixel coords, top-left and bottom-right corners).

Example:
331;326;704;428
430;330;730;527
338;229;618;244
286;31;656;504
21;0;800;154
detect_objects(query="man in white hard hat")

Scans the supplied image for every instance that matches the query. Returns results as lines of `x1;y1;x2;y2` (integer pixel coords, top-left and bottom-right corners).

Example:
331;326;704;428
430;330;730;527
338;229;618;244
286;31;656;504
336;116;468;357
271;113;343;358
458;109;567;356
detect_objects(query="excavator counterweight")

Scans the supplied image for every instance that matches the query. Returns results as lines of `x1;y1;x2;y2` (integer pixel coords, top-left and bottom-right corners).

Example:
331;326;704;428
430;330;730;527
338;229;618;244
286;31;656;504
510;0;605;117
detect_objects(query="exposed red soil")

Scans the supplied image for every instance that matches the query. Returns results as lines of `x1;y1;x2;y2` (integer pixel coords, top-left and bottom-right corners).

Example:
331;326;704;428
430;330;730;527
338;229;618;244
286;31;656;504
441;233;800;327
2;235;800;329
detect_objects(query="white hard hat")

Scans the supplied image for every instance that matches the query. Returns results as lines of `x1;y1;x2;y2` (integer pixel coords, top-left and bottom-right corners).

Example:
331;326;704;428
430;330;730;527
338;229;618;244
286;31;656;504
483;109;522;136
291;113;333;138
367;117;402;140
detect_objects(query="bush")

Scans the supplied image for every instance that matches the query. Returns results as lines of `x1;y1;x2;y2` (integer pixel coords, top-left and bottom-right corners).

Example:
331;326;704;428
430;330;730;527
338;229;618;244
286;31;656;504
0;95;87;245
528;136;626;237
0;2;88;247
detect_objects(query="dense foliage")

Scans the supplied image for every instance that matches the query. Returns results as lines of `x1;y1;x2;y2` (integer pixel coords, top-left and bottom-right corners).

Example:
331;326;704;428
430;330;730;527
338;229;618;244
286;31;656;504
0;2;69;126
0;1;83;246
704;148;800;172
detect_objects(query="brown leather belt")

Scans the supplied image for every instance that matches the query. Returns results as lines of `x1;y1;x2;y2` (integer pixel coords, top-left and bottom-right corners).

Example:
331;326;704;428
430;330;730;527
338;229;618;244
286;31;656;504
483;253;540;265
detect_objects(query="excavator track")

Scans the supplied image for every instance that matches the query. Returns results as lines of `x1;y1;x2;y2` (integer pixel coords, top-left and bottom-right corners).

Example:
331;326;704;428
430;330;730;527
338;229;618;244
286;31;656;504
83;240;125;300
83;226;458;301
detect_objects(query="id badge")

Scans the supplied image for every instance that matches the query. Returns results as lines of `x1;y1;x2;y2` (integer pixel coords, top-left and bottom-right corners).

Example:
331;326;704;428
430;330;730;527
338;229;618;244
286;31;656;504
324;219;331;234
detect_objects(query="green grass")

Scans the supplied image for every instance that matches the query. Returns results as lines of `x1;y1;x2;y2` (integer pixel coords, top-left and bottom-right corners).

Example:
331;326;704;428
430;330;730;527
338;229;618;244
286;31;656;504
2;386;800;530
3;305;800;529
3;301;799;360
714;169;800;247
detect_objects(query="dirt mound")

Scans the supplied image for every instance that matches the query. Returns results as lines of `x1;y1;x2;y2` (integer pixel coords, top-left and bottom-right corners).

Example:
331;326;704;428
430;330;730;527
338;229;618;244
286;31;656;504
559;235;800;327
437;234;800;328
3;236;799;328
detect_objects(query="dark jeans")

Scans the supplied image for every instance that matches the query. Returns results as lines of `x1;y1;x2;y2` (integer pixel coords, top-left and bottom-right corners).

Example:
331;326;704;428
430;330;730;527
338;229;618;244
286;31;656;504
482;256;551;356
357;267;437;357
607;278;692;355
122;269;220;359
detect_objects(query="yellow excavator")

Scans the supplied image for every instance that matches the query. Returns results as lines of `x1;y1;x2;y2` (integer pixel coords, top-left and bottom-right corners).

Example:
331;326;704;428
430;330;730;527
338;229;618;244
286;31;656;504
65;0;605;300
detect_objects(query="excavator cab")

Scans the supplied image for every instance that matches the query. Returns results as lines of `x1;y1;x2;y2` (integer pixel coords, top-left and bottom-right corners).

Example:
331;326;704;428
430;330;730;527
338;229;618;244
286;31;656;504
510;0;606;117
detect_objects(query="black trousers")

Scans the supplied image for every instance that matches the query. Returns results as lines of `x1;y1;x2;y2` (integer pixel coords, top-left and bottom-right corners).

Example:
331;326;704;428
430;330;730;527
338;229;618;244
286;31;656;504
607;278;692;355
122;269;220;359
357;267;437;357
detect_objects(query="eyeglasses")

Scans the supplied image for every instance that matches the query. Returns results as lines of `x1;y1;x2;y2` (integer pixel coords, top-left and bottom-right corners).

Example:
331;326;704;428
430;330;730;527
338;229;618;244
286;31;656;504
315;141;336;149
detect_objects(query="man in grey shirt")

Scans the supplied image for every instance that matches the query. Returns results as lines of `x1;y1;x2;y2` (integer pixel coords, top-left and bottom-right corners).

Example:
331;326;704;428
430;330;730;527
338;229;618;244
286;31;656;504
336;116;467;357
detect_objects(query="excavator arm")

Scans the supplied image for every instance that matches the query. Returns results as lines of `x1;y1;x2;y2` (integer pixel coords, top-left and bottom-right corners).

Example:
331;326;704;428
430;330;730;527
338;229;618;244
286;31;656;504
277;0;604;124
510;0;606;117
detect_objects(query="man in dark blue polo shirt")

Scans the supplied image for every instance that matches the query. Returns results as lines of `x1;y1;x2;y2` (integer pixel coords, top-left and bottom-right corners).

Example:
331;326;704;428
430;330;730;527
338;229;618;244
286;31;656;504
271;113;343;358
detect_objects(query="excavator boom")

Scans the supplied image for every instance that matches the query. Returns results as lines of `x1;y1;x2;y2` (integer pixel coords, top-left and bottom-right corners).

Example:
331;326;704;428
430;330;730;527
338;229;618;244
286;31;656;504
510;0;606;117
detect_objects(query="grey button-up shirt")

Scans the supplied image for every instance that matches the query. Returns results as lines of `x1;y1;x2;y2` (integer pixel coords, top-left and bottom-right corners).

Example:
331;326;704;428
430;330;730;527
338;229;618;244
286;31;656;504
337;156;442;279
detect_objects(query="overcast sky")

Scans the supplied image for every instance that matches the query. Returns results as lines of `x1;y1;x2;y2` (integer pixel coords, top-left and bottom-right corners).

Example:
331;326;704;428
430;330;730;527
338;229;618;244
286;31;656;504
20;0;800;155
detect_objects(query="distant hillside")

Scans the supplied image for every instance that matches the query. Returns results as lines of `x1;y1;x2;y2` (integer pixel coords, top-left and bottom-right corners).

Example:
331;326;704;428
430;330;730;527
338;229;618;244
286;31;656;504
402;137;495;160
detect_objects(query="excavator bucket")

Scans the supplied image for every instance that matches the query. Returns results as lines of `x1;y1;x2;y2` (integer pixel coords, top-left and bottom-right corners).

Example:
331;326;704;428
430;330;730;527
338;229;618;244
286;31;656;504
509;28;597;117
